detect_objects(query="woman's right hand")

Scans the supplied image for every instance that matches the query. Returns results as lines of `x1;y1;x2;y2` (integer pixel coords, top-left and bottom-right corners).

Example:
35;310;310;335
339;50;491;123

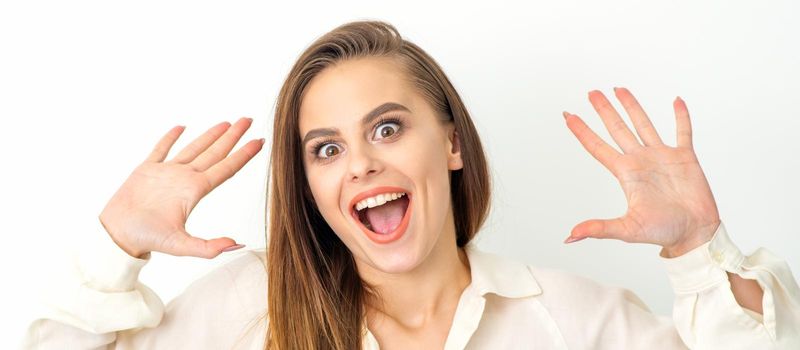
98;117;265;259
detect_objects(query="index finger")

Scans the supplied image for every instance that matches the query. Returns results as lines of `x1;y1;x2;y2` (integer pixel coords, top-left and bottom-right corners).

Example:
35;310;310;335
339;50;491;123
563;111;622;176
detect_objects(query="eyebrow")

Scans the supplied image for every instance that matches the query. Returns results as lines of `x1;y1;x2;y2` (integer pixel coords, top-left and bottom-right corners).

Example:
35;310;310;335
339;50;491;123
301;102;411;148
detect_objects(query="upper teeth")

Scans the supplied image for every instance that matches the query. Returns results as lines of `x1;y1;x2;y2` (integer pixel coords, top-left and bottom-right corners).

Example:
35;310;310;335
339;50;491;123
355;192;406;211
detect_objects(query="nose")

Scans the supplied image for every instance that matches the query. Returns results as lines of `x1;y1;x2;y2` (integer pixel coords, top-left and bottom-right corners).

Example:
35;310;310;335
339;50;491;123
347;143;383;183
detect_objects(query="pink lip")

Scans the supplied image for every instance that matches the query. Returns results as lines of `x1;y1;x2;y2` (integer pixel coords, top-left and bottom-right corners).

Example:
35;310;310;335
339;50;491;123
348;186;412;244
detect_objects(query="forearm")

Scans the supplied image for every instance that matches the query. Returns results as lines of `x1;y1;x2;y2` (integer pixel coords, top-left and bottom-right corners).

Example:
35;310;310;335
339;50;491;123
728;271;764;315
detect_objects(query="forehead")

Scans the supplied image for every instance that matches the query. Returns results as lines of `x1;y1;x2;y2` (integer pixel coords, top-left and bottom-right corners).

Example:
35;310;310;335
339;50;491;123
298;57;420;134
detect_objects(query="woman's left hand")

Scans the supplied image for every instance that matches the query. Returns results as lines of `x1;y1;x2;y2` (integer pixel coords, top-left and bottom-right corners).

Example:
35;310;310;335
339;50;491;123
563;87;721;257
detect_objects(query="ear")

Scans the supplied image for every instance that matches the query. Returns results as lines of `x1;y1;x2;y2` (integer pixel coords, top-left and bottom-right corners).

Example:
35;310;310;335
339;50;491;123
446;123;463;171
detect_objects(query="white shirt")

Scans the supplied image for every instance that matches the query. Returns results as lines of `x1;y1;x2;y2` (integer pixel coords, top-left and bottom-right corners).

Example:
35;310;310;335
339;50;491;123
21;221;800;349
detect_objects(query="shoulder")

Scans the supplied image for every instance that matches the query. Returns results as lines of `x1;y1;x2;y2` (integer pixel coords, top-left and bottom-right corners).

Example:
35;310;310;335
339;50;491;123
466;248;665;339
180;247;268;313
464;246;631;304
117;248;269;348
215;247;268;289
523;264;681;348
526;264;651;314
527;265;639;302
465;246;644;310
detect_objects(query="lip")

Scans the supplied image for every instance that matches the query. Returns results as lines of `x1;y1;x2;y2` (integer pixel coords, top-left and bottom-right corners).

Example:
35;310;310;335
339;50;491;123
348;186;412;244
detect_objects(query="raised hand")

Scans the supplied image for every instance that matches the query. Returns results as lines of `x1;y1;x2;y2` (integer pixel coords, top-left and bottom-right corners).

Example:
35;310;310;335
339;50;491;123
98;117;265;259
563;88;721;257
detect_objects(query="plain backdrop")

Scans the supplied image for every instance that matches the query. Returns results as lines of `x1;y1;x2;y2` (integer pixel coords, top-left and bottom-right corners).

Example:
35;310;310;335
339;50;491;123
2;0;799;346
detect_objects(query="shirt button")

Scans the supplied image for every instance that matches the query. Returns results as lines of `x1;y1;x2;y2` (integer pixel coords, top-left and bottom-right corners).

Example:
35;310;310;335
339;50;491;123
711;251;725;263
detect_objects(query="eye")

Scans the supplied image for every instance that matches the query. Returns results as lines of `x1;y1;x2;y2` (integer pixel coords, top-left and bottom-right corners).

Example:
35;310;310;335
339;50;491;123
373;120;400;140
316;143;342;159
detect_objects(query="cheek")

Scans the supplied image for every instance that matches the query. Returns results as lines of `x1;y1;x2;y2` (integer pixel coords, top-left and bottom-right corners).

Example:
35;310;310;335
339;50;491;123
389;134;453;216
398;134;450;184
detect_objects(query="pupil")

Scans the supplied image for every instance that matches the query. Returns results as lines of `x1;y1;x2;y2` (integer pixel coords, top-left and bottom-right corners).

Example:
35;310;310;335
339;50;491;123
326;147;337;156
382;127;394;137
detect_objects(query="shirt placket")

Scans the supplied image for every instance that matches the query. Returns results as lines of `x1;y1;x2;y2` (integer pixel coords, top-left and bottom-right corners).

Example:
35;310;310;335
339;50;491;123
443;286;487;350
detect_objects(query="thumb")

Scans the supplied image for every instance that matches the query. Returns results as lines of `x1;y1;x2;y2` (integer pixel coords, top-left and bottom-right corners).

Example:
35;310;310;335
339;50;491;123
171;231;242;259
564;217;626;243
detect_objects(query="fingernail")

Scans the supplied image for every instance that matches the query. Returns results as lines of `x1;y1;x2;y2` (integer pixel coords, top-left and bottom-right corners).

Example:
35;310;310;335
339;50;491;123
562;111;570;119
564;236;586;244
259;138;266;145
222;244;246;252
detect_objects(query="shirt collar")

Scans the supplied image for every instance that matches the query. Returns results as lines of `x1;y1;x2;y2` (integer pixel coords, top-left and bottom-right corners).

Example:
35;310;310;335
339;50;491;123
360;246;543;349
464;245;542;298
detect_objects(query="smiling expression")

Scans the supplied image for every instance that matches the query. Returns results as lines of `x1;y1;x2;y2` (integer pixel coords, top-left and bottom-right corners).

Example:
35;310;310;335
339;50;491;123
298;57;463;275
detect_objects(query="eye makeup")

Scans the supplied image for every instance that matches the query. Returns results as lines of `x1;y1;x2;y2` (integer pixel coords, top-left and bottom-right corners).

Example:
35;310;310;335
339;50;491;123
306;114;408;164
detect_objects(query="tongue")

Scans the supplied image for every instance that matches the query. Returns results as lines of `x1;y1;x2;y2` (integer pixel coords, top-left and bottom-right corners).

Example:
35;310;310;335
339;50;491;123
365;197;407;234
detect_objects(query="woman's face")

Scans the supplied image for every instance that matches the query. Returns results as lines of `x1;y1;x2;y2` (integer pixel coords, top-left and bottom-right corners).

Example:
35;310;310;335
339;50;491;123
298;57;463;275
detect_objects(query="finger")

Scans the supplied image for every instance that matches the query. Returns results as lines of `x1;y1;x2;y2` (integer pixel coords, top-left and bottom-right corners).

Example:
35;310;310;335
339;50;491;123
673;96;693;149
204;138;266;191
170;231;240;259
613;87;664;147
145;125;186;163
563;111;622;176
588;90;642;153
171;121;233;164
564;217;627;242
189;117;254;172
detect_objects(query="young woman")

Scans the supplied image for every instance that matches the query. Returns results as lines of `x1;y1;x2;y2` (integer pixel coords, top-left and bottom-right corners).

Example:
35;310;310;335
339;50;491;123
23;21;799;349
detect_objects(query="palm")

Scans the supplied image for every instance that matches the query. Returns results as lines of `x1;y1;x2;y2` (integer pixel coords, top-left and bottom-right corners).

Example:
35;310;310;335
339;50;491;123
110;162;209;251
563;88;720;256
100;118;264;259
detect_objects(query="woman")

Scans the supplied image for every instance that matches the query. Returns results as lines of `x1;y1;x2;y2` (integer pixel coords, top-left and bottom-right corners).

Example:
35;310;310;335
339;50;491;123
23;20;799;349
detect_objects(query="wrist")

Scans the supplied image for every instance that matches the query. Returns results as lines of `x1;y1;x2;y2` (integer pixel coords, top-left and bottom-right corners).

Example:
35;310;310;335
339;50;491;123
98;215;150;259
661;221;721;258
661;240;704;258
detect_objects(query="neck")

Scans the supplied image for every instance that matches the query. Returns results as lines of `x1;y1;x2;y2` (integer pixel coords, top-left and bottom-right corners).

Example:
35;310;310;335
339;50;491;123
359;211;472;330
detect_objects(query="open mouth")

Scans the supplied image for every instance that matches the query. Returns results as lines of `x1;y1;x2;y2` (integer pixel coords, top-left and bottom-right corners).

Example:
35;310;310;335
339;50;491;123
350;190;412;243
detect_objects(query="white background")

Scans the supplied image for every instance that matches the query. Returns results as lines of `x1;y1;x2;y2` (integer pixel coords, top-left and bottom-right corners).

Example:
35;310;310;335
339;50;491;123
2;0;799;346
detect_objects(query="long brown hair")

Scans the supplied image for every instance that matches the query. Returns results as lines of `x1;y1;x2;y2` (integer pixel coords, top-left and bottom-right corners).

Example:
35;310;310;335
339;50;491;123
265;20;491;349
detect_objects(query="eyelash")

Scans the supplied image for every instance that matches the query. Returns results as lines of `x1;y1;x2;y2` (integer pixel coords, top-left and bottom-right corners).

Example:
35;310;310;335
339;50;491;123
309;115;405;163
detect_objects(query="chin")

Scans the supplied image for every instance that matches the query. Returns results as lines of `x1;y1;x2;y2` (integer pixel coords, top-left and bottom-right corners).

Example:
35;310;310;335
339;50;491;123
359;225;443;276
365;245;427;274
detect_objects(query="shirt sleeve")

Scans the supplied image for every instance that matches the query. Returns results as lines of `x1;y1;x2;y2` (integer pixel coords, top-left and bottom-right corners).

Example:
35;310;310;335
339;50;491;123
20;219;165;349
660;221;800;349
20;219;269;349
